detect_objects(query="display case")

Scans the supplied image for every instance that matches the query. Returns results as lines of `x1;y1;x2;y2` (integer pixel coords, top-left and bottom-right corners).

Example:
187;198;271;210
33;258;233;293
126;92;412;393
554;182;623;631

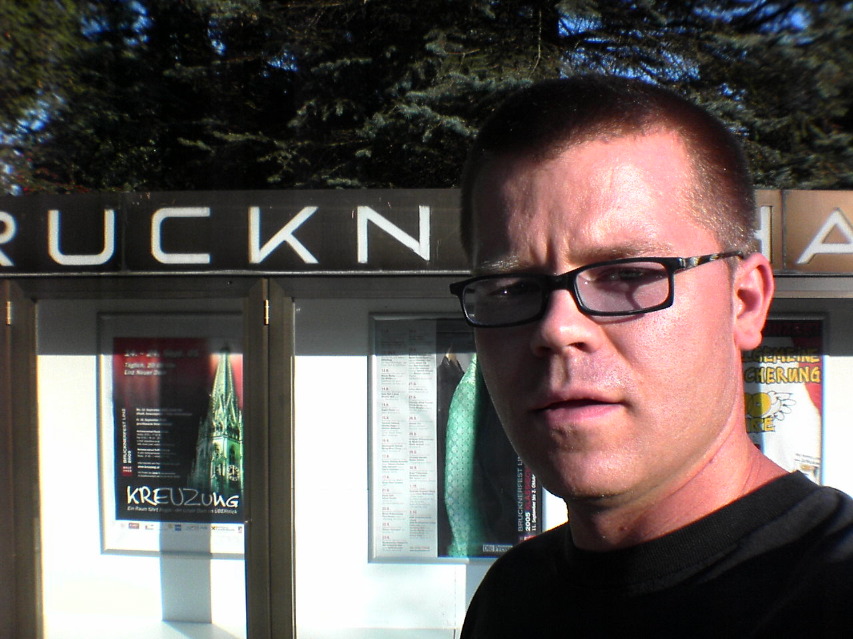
4;189;853;638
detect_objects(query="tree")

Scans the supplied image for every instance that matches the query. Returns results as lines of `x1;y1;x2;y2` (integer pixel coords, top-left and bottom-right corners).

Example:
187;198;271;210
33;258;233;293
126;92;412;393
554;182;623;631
550;0;853;187
269;0;567;187
6;0;299;192
664;0;853;188
3;0;852;194
726;1;853;187
0;0;87;192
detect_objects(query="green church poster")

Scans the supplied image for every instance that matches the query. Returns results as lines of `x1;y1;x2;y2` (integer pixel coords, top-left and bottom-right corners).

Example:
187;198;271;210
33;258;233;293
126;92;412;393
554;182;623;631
98;313;244;554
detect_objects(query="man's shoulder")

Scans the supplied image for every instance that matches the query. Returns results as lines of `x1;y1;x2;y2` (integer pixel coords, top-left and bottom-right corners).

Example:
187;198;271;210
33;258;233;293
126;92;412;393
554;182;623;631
728;474;853;635
469;522;570;603
460;524;572;638
747;472;853;547
488;522;569;571
766;474;853;572
461;475;853;637
702;472;853;584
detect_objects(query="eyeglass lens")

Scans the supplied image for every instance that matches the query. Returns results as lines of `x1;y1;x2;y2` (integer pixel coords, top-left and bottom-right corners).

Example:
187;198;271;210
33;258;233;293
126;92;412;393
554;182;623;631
463;260;672;325
577;260;670;313
462;276;545;326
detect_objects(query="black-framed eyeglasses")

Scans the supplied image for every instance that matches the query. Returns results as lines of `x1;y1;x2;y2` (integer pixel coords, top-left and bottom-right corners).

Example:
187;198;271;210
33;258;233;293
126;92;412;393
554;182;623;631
449;251;743;328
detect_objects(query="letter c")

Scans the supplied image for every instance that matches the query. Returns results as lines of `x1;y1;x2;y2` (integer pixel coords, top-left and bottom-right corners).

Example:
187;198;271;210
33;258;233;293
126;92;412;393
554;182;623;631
151;207;211;264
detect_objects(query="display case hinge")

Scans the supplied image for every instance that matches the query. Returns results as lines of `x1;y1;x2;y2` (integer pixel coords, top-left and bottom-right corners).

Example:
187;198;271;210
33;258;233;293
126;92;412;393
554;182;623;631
264;298;270;326
5;300;11;326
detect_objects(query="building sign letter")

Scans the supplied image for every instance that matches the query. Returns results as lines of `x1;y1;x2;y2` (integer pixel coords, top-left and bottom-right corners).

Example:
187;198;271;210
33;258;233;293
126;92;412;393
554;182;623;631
357;205;430;264
755;205;772;258
796;208;853;264
0;211;16;267
151;207;211;265
48;209;116;266
248;205;319;264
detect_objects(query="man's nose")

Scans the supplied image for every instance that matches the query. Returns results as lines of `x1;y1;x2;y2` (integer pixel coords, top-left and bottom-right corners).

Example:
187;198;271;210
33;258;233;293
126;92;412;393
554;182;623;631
529;289;605;355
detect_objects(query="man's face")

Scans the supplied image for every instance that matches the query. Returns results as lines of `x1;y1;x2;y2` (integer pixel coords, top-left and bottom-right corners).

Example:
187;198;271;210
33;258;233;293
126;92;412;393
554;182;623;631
470;130;752;507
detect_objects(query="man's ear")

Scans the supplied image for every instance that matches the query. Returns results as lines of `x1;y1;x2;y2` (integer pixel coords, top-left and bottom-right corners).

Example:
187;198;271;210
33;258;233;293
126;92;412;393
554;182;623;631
733;252;775;350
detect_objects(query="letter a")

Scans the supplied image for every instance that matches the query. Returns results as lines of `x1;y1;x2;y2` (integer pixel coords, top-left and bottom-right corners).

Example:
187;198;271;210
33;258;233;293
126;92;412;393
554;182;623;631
796;208;853;264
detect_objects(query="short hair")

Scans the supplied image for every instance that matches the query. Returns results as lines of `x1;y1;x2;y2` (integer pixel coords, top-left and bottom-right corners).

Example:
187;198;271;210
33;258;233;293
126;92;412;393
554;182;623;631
460;75;757;260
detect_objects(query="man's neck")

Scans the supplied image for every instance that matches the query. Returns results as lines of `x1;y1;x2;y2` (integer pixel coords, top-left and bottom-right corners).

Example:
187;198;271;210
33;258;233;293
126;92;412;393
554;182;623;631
566;433;787;552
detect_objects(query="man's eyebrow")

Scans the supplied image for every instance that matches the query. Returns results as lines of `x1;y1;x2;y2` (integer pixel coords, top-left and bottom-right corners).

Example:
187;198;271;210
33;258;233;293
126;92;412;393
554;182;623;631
587;240;678;261
473;256;528;275
473;241;679;275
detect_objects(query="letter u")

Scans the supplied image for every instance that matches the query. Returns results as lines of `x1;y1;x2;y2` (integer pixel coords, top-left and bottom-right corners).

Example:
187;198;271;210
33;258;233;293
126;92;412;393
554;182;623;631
48;209;116;266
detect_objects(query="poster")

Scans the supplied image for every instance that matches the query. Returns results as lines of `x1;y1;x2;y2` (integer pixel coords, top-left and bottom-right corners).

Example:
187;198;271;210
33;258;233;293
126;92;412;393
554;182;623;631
742;317;823;482
370;316;541;561
99;313;244;554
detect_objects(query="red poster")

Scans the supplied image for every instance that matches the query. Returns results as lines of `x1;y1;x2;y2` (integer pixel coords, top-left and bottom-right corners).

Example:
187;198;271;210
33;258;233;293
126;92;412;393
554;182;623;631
112;337;244;523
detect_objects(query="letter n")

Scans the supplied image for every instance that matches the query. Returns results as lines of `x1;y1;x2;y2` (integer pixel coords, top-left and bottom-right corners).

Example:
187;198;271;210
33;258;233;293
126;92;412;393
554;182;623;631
357;206;430;264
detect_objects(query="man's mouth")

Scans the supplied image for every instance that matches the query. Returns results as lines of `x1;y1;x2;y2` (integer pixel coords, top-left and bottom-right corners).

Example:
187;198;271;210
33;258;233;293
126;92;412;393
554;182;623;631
534;395;621;424
542;398;609;409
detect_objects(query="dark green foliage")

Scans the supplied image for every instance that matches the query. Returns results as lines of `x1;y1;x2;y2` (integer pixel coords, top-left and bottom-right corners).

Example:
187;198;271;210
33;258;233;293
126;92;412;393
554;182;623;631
0;0;88;190
271;0;564;187
2;0;851;193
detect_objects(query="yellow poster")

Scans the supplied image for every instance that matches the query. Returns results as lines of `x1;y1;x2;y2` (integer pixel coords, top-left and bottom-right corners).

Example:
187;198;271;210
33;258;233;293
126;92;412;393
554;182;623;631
743;318;823;482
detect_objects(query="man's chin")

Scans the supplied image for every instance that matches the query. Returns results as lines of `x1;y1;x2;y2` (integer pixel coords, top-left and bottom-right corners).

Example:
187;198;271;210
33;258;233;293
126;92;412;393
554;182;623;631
541;472;630;506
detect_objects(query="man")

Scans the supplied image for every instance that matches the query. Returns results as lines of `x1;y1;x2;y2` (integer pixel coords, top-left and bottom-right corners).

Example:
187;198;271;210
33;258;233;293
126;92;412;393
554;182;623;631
450;76;853;637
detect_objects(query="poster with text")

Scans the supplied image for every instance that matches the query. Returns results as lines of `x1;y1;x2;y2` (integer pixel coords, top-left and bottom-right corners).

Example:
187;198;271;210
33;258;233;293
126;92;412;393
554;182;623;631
99;313;244;554
370;315;541;562
742;317;823;482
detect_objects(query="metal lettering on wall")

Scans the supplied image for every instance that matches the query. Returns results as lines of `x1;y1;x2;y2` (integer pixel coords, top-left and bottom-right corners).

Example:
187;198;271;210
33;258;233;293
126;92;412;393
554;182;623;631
783;191;853;273
2;189;853;275
0;190;467;274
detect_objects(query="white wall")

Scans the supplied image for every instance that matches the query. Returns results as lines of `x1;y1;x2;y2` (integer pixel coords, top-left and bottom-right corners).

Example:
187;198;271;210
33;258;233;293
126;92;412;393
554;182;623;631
34;289;853;638
293;298;501;638
290;294;853;637
37;298;246;639
770;297;853;496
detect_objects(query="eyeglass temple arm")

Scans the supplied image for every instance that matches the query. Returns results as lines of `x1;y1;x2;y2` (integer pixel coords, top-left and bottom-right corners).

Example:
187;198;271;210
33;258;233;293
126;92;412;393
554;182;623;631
681;251;743;270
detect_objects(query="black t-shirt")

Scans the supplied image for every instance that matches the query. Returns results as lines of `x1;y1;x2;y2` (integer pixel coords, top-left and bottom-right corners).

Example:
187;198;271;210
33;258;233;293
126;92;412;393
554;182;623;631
461;472;853;638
